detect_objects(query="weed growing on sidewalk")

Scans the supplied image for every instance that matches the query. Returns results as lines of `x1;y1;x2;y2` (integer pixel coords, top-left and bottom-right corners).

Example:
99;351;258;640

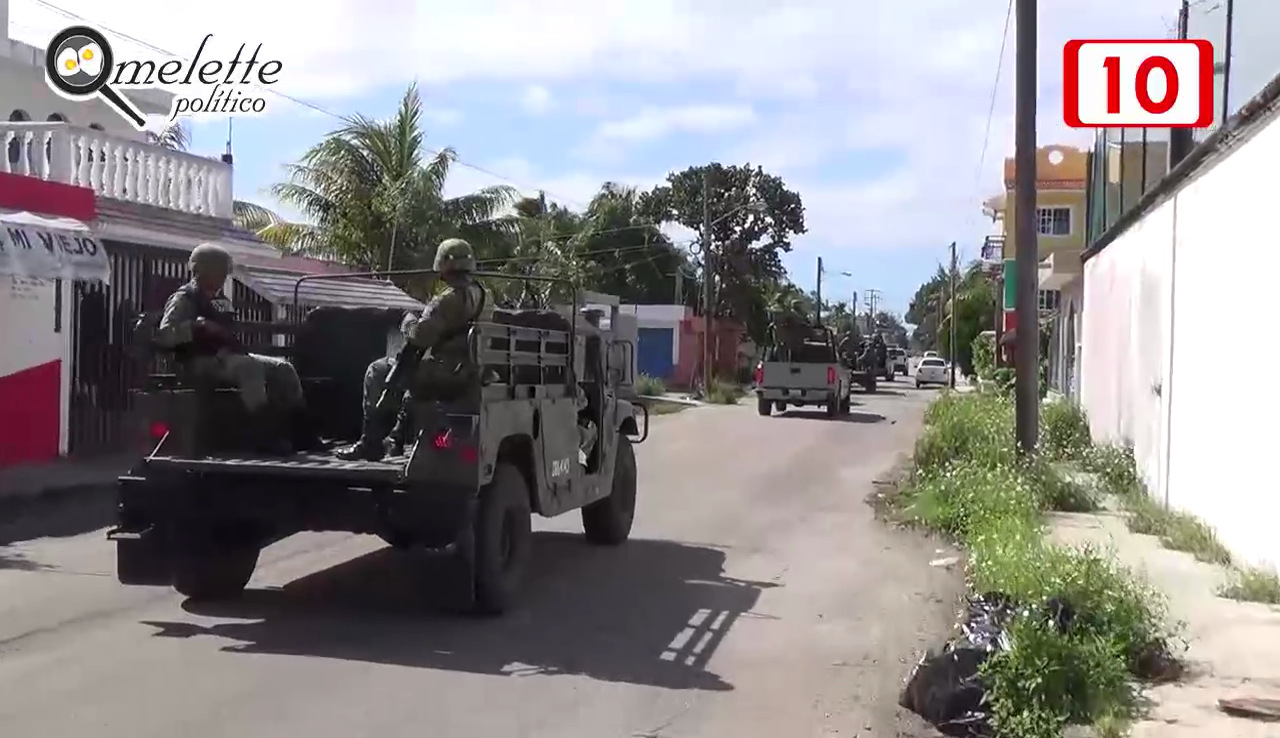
898;391;1170;738
1080;439;1280;603
1220;566;1280;604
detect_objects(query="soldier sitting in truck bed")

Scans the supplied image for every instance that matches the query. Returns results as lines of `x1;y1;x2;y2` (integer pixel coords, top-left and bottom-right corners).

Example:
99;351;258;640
336;238;487;461
153;243;316;454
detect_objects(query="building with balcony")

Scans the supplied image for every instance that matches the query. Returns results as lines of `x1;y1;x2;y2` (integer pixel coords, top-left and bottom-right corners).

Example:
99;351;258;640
0;1;416;468
980;145;1090;392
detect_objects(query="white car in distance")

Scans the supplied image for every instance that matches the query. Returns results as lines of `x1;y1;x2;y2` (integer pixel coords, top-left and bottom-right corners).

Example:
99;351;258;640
915;357;949;387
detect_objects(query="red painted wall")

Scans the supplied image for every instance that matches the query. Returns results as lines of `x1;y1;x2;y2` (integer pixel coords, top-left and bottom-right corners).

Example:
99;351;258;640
673;318;746;388
0;171;97;221
0;360;61;465
0;172;98;466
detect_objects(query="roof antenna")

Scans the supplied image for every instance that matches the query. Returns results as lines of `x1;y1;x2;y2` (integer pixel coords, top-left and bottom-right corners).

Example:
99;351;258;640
220;117;233;166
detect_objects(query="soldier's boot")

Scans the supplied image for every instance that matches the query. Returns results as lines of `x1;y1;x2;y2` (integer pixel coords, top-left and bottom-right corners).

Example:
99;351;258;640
335;436;386;462
383;398;414;457
335;410;391;461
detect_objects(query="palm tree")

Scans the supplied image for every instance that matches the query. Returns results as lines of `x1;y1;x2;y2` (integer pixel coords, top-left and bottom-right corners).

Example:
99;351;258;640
145;121;190;150
267;83;518;270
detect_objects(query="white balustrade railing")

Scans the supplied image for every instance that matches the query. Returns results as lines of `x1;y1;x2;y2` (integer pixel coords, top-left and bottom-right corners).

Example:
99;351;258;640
1;122;233;219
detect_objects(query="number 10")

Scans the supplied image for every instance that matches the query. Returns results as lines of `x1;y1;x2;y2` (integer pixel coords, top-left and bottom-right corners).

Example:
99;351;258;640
1104;55;1179;115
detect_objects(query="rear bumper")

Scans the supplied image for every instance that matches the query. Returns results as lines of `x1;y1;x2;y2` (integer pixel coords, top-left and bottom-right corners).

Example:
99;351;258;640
757;387;836;403
113;470;475;546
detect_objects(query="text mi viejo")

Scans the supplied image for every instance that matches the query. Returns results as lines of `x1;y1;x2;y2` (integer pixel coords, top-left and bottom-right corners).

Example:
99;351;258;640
1;227;101;257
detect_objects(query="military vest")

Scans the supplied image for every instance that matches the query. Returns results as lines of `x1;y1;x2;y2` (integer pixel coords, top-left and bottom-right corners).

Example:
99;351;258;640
173;283;237;360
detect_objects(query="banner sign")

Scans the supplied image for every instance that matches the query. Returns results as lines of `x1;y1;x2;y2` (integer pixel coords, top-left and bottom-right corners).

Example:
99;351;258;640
0;212;110;284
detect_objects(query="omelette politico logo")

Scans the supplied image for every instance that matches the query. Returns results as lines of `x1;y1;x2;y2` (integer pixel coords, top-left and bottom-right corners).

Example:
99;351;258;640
45;25;282;131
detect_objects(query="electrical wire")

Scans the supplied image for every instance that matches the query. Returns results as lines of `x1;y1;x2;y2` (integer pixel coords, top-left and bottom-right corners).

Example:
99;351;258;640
21;0;597;210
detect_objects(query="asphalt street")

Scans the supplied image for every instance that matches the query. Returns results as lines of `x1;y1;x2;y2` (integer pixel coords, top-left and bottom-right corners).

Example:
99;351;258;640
0;379;962;738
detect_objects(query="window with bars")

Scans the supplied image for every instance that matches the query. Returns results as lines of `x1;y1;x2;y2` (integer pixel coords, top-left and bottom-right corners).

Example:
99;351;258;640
1038;289;1060;312
1035;207;1072;236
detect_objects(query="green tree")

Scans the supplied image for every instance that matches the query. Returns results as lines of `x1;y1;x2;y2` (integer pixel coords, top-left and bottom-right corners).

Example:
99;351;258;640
263;84;518;270
577;183;687;304
640;163;806;344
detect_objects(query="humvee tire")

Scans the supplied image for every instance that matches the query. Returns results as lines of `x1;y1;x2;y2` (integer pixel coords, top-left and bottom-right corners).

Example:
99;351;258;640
864;376;878;394
839;396;852;414
583;436;637;545
756;396;772;416
825;399;839;418
472;463;533;615
172;542;259;600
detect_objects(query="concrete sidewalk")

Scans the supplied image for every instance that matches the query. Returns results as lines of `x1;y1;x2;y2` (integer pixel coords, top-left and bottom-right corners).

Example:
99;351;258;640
1049;502;1280;737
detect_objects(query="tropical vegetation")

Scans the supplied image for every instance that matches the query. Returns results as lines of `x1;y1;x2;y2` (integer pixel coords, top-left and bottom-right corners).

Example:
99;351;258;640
153;84;914;354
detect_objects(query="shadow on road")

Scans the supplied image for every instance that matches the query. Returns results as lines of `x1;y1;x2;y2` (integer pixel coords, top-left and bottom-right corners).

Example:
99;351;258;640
0;488;115;547
870;389;907;397
142;533;777;691
780;410;887;424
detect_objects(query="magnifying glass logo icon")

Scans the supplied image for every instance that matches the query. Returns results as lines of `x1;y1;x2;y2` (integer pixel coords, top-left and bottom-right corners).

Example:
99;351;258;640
45;26;147;130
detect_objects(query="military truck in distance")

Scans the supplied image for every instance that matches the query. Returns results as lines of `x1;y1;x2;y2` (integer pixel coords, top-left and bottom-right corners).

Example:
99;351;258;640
754;324;852;418
111;272;649;615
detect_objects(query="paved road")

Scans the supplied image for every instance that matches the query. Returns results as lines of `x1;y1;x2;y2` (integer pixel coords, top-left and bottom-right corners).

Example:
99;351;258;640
0;383;962;738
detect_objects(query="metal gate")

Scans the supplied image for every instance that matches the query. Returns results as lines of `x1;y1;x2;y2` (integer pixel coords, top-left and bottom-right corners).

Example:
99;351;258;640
67;241;189;456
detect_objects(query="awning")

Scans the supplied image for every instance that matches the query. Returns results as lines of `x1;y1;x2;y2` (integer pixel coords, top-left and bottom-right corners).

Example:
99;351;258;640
235;263;424;312
0;211;110;283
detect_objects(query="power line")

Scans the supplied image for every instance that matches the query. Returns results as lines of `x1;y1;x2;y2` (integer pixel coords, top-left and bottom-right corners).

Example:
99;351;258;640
21;0;597;210
962;0;1015;265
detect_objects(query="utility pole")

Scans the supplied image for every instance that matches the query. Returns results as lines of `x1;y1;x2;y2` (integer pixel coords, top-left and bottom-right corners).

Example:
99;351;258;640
816;257;824;324
865;288;882;334
1168;0;1194;168
949;241;958;388
701;169;714;395
1013;0;1039;455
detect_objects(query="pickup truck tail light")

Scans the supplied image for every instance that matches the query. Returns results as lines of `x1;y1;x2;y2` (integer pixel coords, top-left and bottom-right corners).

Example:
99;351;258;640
149;422;169;439
754;363;763;385
827;367;837;384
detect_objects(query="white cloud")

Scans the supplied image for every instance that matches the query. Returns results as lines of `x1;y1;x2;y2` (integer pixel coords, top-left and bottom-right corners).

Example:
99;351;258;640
593;104;756;144
16;0;1262;268
520;85;553;115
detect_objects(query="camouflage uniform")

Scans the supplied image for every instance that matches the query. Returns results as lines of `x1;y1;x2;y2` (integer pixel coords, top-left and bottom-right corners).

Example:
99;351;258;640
153;243;308;451
337;239;485;461
354;311;419;455
155;246;304;412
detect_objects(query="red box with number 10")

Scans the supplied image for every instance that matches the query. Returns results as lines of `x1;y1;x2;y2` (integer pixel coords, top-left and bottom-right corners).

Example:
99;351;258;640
1064;39;1215;128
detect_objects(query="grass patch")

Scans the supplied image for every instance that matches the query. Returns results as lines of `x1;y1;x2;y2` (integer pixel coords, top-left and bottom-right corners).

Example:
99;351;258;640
649;401;691;415
1220;566;1280;604
706;377;745;405
896;390;1171;738
635;373;667;397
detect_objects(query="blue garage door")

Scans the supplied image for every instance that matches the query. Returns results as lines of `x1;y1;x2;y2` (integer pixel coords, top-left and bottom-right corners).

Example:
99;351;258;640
637;327;675;380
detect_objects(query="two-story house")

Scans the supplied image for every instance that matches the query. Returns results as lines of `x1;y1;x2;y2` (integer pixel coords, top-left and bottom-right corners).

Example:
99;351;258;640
0;2;418;469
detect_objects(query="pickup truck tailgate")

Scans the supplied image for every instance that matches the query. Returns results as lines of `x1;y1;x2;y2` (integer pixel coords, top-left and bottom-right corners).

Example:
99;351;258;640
760;362;837;389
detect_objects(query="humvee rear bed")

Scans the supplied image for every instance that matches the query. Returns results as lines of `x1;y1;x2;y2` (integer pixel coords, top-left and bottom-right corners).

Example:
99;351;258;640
142;449;409;483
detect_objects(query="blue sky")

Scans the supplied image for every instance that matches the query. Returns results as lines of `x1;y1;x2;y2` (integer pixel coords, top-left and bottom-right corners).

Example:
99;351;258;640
10;0;1186;316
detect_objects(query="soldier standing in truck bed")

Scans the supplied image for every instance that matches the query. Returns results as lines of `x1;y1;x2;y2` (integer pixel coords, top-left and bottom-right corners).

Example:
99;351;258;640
153;243;314;453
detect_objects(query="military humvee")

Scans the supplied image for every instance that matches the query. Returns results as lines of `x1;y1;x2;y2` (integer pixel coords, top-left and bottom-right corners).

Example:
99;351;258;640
110;271;649;615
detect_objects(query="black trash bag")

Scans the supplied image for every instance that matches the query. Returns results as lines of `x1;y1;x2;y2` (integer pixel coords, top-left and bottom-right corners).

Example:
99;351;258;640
899;592;1075;737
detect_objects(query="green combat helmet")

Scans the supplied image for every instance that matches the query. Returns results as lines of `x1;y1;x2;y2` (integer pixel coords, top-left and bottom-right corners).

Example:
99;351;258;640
188;242;233;276
433;238;476;274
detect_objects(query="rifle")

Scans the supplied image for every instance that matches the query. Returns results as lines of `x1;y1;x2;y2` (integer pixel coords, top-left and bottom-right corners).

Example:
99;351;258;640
374;343;424;415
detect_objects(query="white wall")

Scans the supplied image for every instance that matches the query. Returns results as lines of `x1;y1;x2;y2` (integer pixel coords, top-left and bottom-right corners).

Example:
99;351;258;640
1;41;170;139
1081;107;1280;569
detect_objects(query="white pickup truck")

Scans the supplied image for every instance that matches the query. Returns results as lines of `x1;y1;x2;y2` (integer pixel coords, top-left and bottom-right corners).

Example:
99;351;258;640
753;333;851;418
